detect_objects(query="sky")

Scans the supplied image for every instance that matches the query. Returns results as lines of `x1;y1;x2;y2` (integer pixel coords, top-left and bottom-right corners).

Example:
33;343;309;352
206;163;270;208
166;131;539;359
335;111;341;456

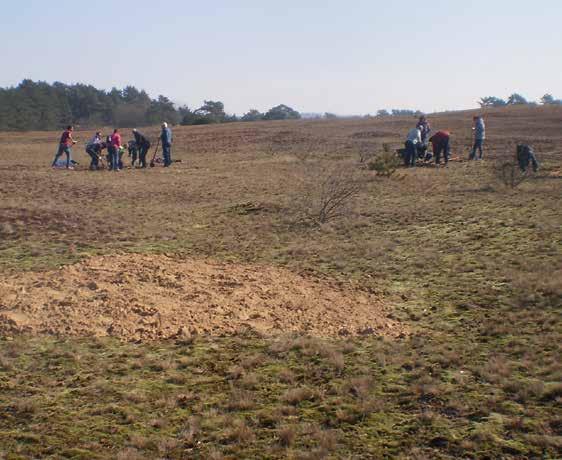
1;0;561;115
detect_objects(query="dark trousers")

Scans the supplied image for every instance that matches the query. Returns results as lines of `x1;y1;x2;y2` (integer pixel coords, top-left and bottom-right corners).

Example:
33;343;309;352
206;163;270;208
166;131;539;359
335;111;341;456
107;146;119;170
86;147;99;169
434;139;450;165
470;139;484;160
518;152;539;172
130;148;138;166
405;141;416;167
139;144;149;168
52;145;71;167
163;144;172;167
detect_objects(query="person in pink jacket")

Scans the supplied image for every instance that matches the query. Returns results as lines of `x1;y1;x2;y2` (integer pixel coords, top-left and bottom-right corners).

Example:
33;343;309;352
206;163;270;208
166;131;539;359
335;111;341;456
110;128;122;171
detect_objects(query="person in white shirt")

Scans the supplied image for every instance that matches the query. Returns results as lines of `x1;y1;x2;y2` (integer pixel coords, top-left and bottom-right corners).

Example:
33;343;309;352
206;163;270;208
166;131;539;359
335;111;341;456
405;127;422;167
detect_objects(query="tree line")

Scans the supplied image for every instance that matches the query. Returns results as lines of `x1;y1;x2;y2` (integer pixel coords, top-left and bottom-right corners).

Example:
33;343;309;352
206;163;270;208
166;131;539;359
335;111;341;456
478;93;562;107
0;80;301;131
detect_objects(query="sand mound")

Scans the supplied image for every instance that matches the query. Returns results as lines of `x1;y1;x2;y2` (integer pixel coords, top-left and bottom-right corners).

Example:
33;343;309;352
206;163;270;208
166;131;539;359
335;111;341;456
0;254;403;341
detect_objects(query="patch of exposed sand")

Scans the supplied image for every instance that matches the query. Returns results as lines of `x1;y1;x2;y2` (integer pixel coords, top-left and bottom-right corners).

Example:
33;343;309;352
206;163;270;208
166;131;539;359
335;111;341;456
0;254;404;341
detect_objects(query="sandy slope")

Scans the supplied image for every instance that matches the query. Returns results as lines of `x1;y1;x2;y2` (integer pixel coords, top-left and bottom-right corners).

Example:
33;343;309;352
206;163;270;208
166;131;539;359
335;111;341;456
0;254;404;341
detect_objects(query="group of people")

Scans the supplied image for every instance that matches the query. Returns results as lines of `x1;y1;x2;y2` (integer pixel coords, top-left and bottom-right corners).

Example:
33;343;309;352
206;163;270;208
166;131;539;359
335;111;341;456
51;123;173;171
403;115;487;167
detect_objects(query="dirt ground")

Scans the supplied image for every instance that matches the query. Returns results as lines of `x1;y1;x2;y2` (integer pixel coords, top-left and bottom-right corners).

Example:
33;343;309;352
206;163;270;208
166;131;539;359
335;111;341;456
0;254;402;340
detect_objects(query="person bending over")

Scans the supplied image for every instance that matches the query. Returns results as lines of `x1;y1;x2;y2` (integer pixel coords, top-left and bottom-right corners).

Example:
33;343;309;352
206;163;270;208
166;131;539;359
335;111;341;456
516;144;539;172
132;129;151;168
430;130;451;166
85;132;103;170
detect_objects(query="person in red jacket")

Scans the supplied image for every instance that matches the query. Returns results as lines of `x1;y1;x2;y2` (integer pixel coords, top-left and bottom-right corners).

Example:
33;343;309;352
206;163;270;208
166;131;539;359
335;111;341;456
429;130;451;166
110;128;122;171
51;125;76;169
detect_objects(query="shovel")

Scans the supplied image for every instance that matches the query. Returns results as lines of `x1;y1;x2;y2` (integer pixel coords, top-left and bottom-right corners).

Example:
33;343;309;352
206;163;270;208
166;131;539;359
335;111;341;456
150;138;160;168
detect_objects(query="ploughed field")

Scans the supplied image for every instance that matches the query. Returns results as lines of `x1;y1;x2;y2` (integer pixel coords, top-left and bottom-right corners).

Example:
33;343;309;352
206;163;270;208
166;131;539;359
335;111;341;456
0;105;561;459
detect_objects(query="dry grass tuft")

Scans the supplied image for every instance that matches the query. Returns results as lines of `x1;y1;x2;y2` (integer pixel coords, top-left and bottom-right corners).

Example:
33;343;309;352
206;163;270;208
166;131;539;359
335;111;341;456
179;416;201;447
224;418;256;444
277;425;297;447
278;368;297;384
226;388;256;411
282;387;317;405
227;365;245;380
116;448;146;460
346;376;373;400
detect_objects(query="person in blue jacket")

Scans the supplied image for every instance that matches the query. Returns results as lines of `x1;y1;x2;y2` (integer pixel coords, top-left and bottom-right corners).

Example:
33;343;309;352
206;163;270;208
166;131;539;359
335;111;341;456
160;122;173;167
469;116;486;160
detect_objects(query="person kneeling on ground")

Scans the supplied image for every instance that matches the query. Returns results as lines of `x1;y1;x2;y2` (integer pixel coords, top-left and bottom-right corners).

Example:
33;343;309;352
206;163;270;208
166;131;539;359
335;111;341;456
52;125;76;169
118;144;126;169
128;140;139;167
160;122;173;167
85;132;103;170
132;129;151;168
429;130;451;166
405;126;422;167
516;144;539;172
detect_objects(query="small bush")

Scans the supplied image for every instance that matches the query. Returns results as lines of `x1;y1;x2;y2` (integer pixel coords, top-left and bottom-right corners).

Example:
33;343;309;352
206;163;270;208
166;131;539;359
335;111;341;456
368;150;401;177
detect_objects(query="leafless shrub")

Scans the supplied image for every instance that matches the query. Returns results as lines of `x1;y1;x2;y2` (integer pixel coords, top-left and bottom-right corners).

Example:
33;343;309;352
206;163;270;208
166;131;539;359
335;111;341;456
293;164;363;225
493;160;531;188
356;143;376;164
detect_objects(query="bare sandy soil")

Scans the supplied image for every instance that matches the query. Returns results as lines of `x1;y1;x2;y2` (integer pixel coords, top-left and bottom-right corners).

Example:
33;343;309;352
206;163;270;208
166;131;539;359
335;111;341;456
0;254;403;340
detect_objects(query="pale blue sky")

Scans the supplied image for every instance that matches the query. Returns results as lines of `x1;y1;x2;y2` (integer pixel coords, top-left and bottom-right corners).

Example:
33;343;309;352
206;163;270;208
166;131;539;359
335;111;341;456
1;0;561;115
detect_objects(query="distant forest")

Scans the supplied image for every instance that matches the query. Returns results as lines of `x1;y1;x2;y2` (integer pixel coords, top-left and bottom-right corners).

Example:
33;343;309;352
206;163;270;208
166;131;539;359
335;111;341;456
0;80;302;131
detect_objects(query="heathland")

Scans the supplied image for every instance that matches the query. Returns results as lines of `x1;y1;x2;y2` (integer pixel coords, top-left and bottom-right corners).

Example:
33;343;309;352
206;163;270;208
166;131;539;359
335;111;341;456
0;105;561;459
